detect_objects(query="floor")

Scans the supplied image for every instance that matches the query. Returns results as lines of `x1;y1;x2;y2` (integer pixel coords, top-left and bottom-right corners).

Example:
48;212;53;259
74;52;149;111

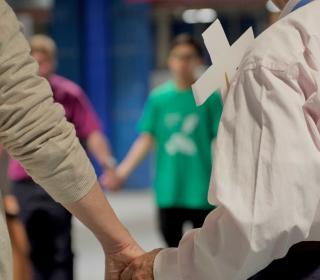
73;190;165;280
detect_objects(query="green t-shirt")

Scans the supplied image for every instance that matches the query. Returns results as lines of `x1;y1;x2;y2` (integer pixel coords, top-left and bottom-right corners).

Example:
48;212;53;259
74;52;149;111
139;80;223;209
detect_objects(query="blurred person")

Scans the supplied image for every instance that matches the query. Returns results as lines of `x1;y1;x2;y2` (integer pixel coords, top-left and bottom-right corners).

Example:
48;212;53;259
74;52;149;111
1;146;32;280
106;34;223;247
117;0;320;279
7;34;119;280
0;2;144;280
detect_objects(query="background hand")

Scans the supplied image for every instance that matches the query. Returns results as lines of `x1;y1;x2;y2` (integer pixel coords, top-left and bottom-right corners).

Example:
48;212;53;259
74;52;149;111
101;169;123;191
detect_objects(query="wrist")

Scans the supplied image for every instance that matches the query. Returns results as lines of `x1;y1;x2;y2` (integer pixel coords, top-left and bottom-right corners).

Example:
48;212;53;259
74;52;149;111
101;228;138;255
116;165;129;182
101;156;117;170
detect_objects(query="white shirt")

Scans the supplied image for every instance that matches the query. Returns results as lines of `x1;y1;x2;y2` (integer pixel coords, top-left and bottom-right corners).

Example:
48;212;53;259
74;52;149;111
154;0;320;279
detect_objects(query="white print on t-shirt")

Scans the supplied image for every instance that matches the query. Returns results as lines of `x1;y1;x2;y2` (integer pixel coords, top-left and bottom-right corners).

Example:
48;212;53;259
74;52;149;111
165;114;199;156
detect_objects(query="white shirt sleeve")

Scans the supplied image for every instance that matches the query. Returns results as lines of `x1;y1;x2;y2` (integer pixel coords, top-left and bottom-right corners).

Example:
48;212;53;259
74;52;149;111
154;63;320;280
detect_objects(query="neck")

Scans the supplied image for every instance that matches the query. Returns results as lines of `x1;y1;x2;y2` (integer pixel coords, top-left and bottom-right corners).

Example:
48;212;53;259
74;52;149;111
175;77;195;91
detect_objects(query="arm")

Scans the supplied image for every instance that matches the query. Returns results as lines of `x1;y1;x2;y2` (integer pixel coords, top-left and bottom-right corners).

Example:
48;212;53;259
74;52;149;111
86;131;116;170
0;2;143;277
69;88;116;170
86;131;121;190
68;89;118;187
116;133;154;184
122;64;320;279
64;182;132;253
64;181;144;278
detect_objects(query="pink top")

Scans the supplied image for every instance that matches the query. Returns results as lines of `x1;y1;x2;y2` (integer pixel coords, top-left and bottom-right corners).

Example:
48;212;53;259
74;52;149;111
8;74;101;182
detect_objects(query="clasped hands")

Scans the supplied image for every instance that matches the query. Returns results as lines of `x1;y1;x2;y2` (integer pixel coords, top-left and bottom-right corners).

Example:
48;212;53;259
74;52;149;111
106;244;162;280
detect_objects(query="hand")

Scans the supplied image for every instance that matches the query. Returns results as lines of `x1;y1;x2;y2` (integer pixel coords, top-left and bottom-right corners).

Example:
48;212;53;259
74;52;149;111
101;169;123;191
3;194;20;216
120;249;163;280
106;242;145;280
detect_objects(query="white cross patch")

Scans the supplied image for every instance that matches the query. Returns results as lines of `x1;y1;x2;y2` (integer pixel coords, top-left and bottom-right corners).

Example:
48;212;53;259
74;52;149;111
192;19;255;105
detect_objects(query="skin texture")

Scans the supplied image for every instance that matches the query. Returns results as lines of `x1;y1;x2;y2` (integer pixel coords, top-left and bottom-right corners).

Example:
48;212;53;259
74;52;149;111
120;249;162;280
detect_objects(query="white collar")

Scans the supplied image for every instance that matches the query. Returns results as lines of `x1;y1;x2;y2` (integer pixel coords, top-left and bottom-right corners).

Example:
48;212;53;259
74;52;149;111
280;0;302;18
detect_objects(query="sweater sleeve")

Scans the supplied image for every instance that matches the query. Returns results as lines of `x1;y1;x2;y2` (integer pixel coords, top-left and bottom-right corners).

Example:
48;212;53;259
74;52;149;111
0;1;97;204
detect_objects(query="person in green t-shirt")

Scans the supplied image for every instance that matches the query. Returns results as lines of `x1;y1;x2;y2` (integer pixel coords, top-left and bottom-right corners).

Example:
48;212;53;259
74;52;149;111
106;34;223;247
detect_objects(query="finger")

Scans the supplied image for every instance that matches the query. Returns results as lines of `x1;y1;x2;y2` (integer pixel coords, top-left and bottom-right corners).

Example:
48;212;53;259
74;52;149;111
106;266;120;280
132;274;142;280
132;272;149;280
107;272;120;280
121;263;136;280
106;258;126;280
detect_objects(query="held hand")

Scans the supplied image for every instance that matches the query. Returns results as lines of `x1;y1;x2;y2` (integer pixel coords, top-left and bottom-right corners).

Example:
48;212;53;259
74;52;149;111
101;169;123;191
120;249;163;280
106;242;145;280
3;194;20;216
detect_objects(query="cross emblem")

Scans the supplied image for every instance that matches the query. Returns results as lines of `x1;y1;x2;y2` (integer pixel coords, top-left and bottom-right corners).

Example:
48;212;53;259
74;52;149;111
192;19;255;105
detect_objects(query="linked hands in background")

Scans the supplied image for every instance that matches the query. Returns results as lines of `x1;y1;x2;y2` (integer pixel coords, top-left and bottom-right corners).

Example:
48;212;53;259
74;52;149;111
101;167;128;192
101;168;124;191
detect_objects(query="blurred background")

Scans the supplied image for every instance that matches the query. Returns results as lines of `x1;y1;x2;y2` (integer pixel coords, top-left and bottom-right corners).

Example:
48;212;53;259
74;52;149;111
6;0;280;279
8;0;280;189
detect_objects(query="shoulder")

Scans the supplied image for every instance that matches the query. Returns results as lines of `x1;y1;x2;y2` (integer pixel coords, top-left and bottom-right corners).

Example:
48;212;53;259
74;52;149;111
207;91;222;104
201;91;223;113
241;1;320;72
148;81;176;102
49;74;85;99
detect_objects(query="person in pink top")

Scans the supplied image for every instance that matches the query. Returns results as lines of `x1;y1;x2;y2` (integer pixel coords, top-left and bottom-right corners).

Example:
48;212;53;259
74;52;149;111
8;34;118;280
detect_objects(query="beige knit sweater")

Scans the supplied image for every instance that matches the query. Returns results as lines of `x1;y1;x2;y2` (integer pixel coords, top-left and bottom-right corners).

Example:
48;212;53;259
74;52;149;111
0;1;97;278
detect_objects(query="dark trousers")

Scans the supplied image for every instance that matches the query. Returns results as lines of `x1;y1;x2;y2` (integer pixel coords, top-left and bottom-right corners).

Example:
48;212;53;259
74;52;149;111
158;207;211;247
249;242;320;280
12;180;73;280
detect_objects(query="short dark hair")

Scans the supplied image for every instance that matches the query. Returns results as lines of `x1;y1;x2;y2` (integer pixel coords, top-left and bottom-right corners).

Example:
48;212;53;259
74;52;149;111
170;34;203;57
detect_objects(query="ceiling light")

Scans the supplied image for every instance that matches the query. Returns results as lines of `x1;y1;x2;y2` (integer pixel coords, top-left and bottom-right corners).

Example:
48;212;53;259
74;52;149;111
182;8;217;24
